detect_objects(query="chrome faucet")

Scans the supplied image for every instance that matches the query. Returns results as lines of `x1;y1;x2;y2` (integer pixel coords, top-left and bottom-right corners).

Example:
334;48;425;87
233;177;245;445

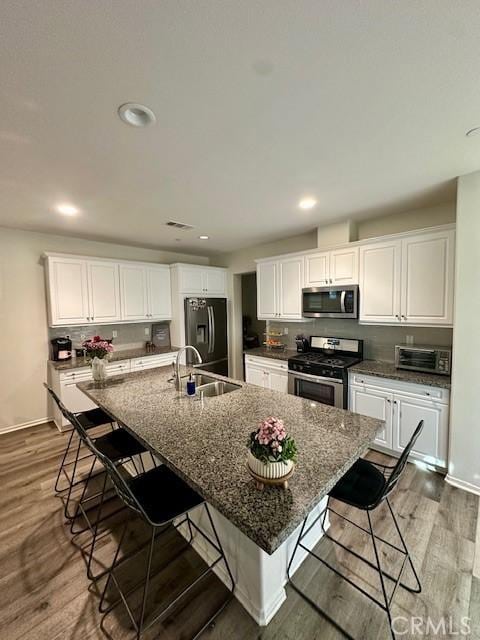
174;345;203;391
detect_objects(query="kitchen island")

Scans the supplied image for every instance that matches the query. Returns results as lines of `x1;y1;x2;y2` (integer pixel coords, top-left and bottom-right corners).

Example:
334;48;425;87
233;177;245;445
78;366;382;625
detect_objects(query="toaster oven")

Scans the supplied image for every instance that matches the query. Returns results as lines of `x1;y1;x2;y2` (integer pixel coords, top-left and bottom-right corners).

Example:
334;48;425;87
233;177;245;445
395;345;451;376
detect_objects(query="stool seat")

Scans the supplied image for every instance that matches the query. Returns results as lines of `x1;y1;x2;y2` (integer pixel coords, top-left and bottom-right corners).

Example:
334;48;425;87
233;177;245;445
76;407;113;430
329;458;386;510
95;429;146;462
128;465;203;525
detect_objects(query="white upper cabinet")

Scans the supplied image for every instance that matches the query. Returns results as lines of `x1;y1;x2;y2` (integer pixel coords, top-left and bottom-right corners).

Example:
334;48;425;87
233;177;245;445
330;248;359;285
304;252;330;286
146;266;172;319
173;264;227;296
257;257;303;320
120;264;149;321
87;261;121;323
359;229;455;326
45;254;173;326
401;230;455;325
257;261;278;319
47;257;90;325
304;247;359;287
359;240;402;323
278;256;304;319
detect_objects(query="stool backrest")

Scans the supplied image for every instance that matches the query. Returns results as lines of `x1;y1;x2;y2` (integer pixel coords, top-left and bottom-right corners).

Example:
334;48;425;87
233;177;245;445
380;420;424;503
44;383;73;425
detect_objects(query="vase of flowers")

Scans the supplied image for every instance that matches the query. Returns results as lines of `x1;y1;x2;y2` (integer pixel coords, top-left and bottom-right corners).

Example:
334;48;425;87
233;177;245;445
247;417;297;481
82;336;114;383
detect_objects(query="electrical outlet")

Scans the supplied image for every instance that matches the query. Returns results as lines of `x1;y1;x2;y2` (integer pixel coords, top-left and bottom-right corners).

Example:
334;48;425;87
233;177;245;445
284;327;289;335
144;327;150;336
406;335;414;345
80;333;86;341
112;330;118;339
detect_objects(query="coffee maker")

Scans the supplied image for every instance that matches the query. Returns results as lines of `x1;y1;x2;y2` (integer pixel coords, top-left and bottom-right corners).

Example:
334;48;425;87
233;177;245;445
295;335;309;353
51;337;72;361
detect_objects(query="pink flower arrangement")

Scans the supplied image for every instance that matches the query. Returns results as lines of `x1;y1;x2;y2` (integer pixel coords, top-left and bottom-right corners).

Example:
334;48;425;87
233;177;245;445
82;335;114;360
248;416;297;464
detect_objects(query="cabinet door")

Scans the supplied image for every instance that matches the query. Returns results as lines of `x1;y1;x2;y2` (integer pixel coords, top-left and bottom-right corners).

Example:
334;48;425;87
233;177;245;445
401;230;455;326
393;394;448;468
87;261;121;323
349;384;393;449
178;266;205;294
120;264;148;320
267;369;289;394
257;262;278;319
204;268;226;295
359;240;402;323
147;267;172;319
330;248;359;285
245;363;266;387
278;257;304;319
304;252;330;286
48;257;90;325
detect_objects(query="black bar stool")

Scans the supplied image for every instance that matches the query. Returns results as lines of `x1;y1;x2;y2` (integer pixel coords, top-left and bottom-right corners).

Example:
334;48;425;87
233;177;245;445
287;420;424;640
45;384;116;513
46;384;151;579
74;422;235;639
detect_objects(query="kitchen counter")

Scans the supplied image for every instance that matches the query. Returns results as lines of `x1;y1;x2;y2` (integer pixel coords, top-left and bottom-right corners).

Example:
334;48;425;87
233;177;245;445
349;360;451;389
78;366;381;554
50;345;180;371
244;347;297;362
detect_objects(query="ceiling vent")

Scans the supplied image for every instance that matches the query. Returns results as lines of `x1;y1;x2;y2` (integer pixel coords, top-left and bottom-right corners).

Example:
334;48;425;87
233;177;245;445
165;220;194;231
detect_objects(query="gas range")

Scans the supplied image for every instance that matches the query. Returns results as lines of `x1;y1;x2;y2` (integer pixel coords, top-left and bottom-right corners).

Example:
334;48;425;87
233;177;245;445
287;336;363;409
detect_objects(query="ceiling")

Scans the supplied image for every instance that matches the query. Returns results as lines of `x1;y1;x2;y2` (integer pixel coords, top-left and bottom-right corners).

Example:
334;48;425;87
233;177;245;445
1;1;478;254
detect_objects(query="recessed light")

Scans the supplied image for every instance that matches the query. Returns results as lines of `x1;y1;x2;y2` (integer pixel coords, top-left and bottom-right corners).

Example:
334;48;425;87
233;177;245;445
118;103;156;127
298;197;317;210
466;126;480;137
199;235;210;240
56;203;79;216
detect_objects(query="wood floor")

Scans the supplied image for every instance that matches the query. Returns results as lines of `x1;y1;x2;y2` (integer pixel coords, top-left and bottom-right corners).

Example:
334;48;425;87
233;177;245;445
0;421;479;640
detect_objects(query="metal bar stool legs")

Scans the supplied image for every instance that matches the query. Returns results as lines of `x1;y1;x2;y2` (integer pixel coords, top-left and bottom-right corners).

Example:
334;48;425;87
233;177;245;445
99;503;235;640
287;421;425;640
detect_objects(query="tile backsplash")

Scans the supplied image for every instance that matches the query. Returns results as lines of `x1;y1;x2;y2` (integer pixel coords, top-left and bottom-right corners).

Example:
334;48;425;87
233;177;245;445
49;322;159;351
267;319;453;362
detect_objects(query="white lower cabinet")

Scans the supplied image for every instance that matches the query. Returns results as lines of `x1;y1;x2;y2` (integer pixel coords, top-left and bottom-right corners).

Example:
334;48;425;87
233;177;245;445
349;385;393;449
244;355;288;393
349;373;449;468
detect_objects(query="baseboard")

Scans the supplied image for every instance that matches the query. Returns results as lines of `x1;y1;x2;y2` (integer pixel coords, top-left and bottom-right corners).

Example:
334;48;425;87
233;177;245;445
445;474;480;496
0;417;53;435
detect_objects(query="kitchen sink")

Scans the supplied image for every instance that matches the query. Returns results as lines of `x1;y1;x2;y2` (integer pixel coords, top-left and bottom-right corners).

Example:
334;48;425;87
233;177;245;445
195;380;241;398
186;373;218;386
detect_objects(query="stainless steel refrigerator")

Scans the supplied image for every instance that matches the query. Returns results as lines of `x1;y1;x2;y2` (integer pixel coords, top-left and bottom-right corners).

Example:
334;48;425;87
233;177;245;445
184;297;228;376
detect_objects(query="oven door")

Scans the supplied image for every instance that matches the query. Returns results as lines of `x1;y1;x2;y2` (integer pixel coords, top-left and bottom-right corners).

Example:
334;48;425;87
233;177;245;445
302;286;358;318
288;371;344;408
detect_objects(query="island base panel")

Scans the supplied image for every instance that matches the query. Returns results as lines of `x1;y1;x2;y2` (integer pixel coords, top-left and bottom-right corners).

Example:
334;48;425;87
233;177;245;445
176;497;330;626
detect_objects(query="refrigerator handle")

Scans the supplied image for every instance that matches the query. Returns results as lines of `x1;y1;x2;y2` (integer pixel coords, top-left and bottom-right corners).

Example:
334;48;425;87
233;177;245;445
210;306;215;353
207;306;214;354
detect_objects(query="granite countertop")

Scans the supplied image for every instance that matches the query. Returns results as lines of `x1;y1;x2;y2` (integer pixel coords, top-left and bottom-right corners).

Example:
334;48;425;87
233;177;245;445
78;366;382;554
244;347;298;362
50;345;180;371
349;360;451;390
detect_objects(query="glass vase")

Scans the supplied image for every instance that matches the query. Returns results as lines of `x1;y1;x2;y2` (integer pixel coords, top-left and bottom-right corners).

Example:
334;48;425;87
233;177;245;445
91;356;108;384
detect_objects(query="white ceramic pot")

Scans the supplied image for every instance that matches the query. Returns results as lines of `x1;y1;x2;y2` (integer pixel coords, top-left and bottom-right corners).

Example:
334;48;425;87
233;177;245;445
247;450;293;480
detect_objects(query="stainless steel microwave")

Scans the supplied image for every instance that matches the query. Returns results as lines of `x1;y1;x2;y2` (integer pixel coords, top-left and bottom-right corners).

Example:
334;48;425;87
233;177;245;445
302;285;359;319
395;344;452;376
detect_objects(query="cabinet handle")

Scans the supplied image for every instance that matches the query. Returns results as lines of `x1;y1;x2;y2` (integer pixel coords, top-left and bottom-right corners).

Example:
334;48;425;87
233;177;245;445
393;400;397;404
387;398;391;403
401;315;406;320
425;392;430;396
395;314;400;320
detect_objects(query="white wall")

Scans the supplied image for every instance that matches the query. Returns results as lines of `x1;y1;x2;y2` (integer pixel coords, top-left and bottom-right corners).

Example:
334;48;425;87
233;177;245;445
0;227;209;432
447;174;480;494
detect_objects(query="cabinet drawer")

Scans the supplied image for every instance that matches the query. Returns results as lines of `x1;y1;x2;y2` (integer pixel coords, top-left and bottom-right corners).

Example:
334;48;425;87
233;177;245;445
131;353;176;371
244;354;288;372
59;368;92;383
105;361;131;375
349;373;449;403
